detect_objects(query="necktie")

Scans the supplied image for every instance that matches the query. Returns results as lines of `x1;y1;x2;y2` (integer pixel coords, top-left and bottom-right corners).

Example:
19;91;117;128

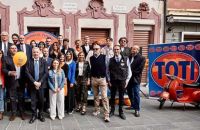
116;57;120;63
20;44;24;51
34;60;39;81
4;43;7;56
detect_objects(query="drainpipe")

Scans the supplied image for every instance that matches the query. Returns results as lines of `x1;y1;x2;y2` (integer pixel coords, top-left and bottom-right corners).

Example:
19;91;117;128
163;0;167;43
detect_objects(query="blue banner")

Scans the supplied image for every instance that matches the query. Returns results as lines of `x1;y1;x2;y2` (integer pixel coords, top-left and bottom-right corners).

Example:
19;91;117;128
148;41;200;97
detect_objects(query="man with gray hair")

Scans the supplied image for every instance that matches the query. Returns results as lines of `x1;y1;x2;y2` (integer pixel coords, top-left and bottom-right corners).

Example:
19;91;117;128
90;44;110;122
0;31;12;56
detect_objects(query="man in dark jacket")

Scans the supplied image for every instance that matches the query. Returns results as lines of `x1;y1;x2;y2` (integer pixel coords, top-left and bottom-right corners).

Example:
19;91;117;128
3;44;26;121
26;47;48;124
0;31;12;56
128;45;145;117
108;45;131;120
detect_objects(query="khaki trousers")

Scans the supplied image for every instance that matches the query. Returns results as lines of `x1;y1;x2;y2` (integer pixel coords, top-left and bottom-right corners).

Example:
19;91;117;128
92;77;109;116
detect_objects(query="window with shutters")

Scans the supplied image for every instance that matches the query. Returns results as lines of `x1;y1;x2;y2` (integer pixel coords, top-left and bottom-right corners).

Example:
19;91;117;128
81;28;110;45
133;25;153;83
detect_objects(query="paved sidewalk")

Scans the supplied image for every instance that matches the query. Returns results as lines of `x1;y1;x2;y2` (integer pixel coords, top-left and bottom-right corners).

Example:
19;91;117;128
1;98;200;130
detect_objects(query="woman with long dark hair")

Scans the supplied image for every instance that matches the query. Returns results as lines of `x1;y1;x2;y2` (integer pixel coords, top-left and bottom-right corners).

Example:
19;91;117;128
49;42;61;59
65;51;76;114
48;59;65;120
75;52;90;115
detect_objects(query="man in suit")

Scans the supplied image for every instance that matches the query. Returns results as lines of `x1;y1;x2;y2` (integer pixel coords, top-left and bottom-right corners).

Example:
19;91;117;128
58;35;63;50
81;36;92;57
2;44;26;121
119;37;131;57
45;37;52;48
26;47;48;124
127;45;145;117
0;31;13;56
61;38;77;61
108;45;131;120
17;35;32;60
42;47;53;113
12;33;20;45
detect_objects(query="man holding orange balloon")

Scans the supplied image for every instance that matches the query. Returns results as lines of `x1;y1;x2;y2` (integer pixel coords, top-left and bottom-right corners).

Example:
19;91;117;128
2;44;26;121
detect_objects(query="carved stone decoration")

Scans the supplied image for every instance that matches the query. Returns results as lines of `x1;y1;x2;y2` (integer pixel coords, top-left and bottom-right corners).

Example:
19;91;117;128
32;0;54;17
17;1;73;38
74;0;119;44
138;2;150;19
86;0;106;19
0;2;10;33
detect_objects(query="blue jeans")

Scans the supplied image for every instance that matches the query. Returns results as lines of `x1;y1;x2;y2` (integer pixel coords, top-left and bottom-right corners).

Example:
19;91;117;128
0;86;4;112
131;83;140;111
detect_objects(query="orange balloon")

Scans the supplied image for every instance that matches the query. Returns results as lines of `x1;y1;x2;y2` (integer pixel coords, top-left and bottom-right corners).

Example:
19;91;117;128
13;52;27;67
115;99;119;105
124;98;131;106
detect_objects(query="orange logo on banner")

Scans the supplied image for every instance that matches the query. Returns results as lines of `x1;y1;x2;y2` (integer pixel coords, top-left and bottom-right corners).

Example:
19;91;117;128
24;31;58;44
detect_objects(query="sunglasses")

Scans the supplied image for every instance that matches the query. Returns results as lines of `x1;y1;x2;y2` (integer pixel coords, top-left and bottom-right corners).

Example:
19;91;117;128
93;48;100;50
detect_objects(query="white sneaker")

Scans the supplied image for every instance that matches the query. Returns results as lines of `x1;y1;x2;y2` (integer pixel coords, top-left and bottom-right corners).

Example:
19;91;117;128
50;117;55;120
93;111;100;116
104;116;110;122
58;117;63;120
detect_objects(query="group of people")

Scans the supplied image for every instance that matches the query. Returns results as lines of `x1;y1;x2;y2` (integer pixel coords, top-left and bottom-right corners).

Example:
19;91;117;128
0;31;146;123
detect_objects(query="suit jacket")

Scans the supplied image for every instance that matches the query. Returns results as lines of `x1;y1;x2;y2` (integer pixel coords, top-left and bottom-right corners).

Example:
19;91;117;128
0;41;13;56
61;48;77;61
25;58;48;89
129;53;146;85
2;56;20;88
17;43;32;60
121;47;131;57
75;61;90;82
81;44;92;57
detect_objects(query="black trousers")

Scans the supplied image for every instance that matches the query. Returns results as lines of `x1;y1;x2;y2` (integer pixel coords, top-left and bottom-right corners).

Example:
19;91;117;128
8;86;24;114
110;80;126;113
65;82;75;113
76;76;88;106
44;87;49;110
30;88;44;116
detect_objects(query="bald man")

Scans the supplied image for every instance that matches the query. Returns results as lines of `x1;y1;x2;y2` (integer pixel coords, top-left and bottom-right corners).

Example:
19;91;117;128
127;45;145;117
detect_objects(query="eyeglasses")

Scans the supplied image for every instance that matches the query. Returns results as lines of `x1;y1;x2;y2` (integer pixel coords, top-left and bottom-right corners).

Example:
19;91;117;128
93;48;100;50
114;49;120;50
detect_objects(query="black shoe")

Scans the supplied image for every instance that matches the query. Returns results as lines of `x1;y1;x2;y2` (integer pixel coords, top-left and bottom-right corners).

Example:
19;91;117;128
135;111;140;117
9;113;16;121
20;113;26;120
38;115;45;122
109;111;114;117
29;116;37;124
119;113;126;120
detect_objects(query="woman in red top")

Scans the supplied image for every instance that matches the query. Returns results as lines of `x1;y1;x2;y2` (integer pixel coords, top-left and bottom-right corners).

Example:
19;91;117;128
0;50;5;120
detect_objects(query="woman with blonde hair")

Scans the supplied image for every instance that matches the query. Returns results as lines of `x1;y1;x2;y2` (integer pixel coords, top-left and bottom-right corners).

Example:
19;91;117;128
48;59;65;120
75;51;90;115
